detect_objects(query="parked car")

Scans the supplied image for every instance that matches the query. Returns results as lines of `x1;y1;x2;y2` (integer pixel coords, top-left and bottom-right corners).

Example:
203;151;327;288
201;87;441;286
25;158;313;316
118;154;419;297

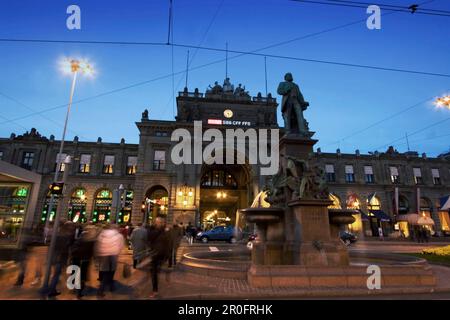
196;226;242;243
340;231;357;245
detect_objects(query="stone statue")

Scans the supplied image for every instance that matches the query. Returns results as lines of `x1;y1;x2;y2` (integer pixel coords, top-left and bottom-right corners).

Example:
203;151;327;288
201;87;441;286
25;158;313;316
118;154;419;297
277;73;310;136
142;109;149;121
284;155;328;200
207;81;223;94
234;83;249;97
223;78;234;93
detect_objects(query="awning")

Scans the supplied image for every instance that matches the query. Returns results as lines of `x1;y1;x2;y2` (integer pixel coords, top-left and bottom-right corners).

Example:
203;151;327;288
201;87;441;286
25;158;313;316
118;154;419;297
358;210;371;221
440;195;450;211
369;210;391;222
397;213;435;226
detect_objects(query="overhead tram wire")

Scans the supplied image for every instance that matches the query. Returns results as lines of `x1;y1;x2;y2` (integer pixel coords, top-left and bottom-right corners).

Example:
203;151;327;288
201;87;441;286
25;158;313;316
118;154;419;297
2;39;447;78
0;91;89;140
374;115;450;151
162;0;225;118
291;0;450;17
0;1;443;124
326;0;449;13
391;132;450;149
321;91;450;148
169;43;450;78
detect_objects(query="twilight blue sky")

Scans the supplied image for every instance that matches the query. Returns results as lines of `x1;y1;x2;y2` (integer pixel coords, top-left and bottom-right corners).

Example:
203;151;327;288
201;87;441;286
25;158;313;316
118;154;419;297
0;0;449;156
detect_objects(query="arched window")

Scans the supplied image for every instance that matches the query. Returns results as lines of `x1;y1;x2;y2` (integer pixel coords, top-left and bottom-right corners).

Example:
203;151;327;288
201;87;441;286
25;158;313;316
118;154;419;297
328;193;342;209
41;190;59;223
145;186;169;223
68;188;87;223
118;190;133;224
201;170;237;188
346;193;360;209
93;189;112;223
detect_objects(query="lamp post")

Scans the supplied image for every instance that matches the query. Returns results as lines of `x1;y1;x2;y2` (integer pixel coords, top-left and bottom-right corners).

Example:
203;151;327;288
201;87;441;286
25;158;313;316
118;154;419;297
114;184;125;223
40;58;94;294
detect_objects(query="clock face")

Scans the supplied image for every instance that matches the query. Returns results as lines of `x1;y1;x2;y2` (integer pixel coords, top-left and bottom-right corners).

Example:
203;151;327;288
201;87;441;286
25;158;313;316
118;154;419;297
224;109;233;118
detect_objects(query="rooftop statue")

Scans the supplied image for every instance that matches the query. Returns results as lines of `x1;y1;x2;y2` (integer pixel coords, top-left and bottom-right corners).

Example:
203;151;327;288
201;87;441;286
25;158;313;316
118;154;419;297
277;73;310;136
207;81;223;94
141;109;149;121
234;83;249;97
223;77;234;93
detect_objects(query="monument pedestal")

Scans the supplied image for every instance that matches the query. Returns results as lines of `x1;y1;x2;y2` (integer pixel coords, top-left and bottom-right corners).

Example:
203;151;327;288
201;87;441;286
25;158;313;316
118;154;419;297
289;199;350;267
244;132;436;291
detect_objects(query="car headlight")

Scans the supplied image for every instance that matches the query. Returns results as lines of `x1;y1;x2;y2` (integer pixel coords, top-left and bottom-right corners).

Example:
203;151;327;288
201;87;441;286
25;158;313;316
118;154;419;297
196;232;203;237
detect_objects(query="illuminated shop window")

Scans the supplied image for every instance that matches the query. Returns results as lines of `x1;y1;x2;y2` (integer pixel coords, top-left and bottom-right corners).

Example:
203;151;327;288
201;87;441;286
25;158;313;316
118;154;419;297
68;188;87;223
93;189;112;223
328;193;342;209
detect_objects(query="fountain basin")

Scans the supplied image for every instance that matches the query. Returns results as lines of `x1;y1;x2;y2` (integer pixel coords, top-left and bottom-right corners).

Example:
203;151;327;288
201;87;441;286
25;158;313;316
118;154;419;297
240;207;284;224
328;208;358;226
179;248;430;280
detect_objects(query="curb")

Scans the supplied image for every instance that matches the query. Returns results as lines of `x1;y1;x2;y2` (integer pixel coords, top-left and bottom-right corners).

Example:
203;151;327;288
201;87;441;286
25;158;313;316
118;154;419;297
163;286;450;300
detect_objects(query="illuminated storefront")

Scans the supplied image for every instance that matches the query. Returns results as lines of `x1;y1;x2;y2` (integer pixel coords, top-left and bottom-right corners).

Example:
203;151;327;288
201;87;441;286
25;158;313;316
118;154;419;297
328;193;342;209
145;186;169;224
118;190;134;224
438;196;450;234
41;191;58;223
92;189;112;223
420;198;435;234
0;184;29;244
68;188;87;223
346;193;362;235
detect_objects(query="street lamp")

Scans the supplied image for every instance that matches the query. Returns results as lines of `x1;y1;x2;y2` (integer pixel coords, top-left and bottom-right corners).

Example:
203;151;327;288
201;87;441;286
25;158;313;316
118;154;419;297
434;95;450;110
217;191;227;199
178;183;193;207
40;58;95;294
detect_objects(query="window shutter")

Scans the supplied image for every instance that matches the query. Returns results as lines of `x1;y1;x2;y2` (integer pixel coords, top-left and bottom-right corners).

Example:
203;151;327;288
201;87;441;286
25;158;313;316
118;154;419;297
104;155;115;165
325;164;334;173
345;165;354;174
390;166;399;176
154;151;166;161
431;169;440;178
413;168;422;177
80;154;91;165
127;156;137;166
364;166;373;175
56;153;67;163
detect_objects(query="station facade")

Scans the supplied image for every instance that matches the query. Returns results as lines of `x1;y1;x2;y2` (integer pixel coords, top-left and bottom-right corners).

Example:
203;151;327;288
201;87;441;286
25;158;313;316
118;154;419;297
1;79;449;240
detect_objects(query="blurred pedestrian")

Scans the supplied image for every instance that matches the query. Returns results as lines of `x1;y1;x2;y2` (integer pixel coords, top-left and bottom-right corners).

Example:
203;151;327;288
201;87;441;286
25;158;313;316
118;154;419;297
44;222;54;244
168;222;184;268
46;221;76;297
186;222;196;245
130;223;148;269
95;224;124;297
147;215;170;298
70;225;97;298
14;227;34;286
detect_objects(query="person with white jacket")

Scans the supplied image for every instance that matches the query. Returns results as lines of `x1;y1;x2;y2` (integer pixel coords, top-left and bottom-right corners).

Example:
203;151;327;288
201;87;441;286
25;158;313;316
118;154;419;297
95;224;124;297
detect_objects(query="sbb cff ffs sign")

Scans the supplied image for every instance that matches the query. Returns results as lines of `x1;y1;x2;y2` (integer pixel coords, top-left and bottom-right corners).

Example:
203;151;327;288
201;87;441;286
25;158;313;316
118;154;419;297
49;182;65;195
207;119;251;126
